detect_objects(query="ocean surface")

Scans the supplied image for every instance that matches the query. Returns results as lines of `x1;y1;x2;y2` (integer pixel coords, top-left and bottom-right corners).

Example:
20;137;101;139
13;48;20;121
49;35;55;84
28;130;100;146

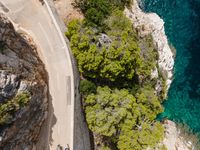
141;0;200;135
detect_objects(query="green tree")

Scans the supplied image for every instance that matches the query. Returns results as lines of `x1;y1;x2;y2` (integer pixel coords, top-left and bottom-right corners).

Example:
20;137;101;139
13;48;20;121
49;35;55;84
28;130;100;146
136;86;163;120
67;1;165;149
67;11;144;84
84;86;136;136
84;86;164;149
74;0;111;27
80;79;96;96
118;121;164;150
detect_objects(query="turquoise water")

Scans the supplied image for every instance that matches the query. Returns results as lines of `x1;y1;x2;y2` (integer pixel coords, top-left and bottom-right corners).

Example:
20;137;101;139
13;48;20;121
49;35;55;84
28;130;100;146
141;0;200;134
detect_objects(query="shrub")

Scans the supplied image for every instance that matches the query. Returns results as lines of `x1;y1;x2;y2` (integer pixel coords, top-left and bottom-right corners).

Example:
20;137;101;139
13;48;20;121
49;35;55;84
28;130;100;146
0;92;31;125
73;0;133;27
80;79;96;96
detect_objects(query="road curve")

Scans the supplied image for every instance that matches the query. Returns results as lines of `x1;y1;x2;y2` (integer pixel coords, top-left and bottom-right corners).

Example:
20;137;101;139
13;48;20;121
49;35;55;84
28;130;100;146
0;0;75;149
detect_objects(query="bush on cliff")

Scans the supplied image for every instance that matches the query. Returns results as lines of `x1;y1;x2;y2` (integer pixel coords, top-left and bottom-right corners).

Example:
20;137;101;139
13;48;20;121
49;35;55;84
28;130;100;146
73;0;133;27
0;92;31;125
80;79;96;96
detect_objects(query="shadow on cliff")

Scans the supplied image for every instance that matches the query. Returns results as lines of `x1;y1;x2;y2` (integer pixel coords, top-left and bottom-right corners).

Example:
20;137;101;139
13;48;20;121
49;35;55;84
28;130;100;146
35;86;57;150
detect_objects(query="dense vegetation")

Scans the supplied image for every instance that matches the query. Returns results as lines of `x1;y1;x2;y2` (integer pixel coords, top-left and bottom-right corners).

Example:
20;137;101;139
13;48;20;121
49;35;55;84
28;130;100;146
73;0;132;27
0;92;31;125
67;0;166;149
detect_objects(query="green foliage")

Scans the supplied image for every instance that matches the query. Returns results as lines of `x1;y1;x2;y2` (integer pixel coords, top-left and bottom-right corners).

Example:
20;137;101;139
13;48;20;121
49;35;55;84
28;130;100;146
65;19;82;39
100;144;112;150
135;86;163;120
0;92;31;125
84;86;164;149
67;11;144;85
67;1;166;149
138;35;158;78
105;9;132;32
157;68;168;100
110;0;133;9
74;0;111;27
85;86;136;136
80;79;96;96
118;121;164;150
73;0;133;27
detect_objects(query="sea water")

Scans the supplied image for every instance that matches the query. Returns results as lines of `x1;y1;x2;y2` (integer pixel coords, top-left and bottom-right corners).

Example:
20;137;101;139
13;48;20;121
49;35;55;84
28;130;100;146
142;0;200;134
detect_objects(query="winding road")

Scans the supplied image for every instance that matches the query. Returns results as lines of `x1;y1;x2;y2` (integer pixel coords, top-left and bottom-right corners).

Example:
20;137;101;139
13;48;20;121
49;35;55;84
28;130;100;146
0;0;75;149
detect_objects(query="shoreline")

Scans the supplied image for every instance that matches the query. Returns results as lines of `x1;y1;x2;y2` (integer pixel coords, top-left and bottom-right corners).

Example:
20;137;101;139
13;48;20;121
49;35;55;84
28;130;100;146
124;1;196;149
125;0;174;91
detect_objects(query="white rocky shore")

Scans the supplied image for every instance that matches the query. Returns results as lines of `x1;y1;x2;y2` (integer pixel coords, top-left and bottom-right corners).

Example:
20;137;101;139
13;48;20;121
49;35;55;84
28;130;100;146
163;120;194;150
125;1;195;150
125;0;174;90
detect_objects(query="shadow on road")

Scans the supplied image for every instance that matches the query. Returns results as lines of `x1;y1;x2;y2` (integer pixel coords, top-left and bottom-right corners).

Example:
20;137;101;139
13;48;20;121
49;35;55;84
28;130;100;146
35;80;57;150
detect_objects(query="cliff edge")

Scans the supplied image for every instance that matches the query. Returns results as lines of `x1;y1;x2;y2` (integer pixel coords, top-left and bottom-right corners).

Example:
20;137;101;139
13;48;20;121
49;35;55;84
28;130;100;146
125;0;174;91
125;1;196;150
0;13;48;150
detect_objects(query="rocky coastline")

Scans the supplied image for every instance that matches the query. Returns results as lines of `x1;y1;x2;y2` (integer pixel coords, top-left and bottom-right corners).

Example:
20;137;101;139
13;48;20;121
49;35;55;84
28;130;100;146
125;1;195;150
125;0;174;91
163;120;195;150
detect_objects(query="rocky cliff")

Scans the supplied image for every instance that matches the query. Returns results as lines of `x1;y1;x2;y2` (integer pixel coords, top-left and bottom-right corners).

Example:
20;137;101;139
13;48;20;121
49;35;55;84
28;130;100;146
163;120;195;150
125;0;174;91
0;13;48;150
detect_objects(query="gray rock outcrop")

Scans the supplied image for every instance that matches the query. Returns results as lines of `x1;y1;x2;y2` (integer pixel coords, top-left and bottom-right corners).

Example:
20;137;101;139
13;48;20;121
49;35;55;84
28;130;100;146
0;13;48;150
0;71;19;103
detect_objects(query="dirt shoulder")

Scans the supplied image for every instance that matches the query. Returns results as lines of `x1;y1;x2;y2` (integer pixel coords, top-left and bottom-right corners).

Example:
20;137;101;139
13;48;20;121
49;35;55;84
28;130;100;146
53;0;83;23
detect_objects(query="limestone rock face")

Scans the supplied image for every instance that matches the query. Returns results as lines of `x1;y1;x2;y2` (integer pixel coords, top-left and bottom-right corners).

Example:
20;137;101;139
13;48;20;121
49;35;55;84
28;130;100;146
163;120;194;150
0;71;19;103
0;13;48;150
125;0;174;90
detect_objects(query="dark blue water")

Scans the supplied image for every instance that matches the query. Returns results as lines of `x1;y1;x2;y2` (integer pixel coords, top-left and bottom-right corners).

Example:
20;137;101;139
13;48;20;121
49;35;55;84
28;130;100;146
142;0;200;134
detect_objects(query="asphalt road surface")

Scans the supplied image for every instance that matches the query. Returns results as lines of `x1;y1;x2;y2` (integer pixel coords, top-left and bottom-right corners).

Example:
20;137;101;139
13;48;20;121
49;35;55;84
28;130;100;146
0;0;74;149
